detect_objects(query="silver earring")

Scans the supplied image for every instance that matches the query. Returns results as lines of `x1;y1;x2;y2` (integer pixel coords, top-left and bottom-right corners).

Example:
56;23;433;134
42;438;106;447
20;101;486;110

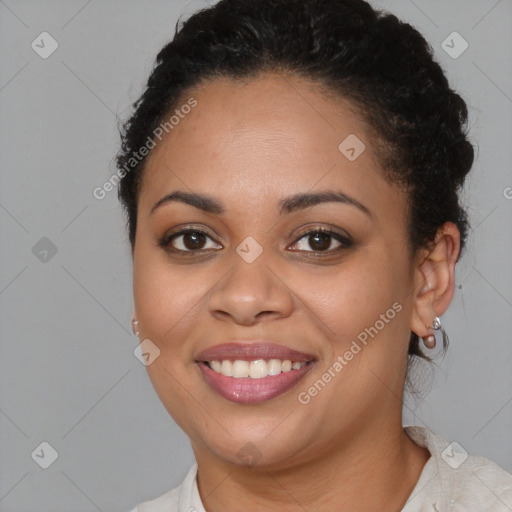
132;319;139;337
423;316;441;349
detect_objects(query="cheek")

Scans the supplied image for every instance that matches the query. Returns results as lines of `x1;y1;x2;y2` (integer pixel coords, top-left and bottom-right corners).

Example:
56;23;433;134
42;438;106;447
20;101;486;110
291;255;409;414
291;252;402;347
133;247;209;352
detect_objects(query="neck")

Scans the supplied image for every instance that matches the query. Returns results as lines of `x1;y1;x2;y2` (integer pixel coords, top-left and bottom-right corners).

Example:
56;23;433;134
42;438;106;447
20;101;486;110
192;418;431;512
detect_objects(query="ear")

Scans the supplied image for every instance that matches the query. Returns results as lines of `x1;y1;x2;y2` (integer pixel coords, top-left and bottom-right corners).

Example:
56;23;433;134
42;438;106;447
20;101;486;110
410;222;461;338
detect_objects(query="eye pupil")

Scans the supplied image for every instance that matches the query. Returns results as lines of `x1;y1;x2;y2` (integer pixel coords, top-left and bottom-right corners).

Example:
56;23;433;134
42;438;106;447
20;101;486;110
309;232;331;251
184;232;206;250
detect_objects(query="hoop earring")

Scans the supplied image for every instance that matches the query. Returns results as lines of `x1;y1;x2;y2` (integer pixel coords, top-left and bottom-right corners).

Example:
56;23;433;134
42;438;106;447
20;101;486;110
422;316;442;349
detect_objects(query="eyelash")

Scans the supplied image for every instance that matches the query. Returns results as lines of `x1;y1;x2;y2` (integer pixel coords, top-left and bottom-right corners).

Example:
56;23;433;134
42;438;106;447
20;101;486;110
158;226;353;256
291;227;352;254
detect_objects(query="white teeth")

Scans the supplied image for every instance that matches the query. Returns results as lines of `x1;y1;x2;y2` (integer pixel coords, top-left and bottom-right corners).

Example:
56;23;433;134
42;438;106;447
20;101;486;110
220;360;233;377
267;359;282;376
208;359;307;378
210;360;222;373
249;360;268;379
232;360;249;378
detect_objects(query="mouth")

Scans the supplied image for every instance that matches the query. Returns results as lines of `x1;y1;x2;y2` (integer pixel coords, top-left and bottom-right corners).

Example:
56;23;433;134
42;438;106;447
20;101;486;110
195;342;316;404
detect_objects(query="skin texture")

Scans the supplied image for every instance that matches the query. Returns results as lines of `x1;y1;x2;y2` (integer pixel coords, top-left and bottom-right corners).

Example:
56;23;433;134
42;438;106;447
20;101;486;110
132;72;460;511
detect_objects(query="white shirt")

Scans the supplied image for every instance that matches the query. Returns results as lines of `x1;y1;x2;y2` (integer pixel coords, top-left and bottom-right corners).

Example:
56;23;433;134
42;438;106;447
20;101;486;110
129;426;512;511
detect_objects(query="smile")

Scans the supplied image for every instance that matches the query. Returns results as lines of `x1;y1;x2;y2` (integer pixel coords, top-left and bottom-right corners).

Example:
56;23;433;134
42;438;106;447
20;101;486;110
195;341;316;404
198;360;314;404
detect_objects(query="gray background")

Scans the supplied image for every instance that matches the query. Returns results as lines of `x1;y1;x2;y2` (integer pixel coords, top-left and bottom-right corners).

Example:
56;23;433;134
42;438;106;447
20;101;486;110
0;0;511;510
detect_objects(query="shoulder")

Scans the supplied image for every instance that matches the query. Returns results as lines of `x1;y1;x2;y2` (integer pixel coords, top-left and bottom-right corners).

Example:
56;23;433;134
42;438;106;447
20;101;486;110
404;426;512;511
128;487;179;512
128;464;197;512
447;454;512;511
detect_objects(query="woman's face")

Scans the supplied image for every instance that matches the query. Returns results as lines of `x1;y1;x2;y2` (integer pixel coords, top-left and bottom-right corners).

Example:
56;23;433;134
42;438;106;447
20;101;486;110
133;73;419;468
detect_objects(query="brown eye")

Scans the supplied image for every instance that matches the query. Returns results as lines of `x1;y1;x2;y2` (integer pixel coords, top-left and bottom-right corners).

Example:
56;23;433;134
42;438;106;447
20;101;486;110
290;228;352;253
161;229;222;253
181;231;207;250
308;232;332;251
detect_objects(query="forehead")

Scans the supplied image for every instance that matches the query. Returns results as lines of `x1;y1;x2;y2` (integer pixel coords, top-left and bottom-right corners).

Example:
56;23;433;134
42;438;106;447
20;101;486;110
138;72;402;218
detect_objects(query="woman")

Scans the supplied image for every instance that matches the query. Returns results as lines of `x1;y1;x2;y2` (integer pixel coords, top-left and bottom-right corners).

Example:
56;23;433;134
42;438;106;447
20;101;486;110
118;0;512;510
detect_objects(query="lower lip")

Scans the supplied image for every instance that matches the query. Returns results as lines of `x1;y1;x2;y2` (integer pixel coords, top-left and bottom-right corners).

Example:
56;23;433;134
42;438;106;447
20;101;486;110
197;362;314;404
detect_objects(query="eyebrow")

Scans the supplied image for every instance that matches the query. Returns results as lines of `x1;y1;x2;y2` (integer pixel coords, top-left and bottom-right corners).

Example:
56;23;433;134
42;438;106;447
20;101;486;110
150;190;372;218
278;190;371;218
150;191;224;216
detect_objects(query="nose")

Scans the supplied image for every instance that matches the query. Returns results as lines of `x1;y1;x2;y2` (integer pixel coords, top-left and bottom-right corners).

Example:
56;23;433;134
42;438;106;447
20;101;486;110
207;251;294;326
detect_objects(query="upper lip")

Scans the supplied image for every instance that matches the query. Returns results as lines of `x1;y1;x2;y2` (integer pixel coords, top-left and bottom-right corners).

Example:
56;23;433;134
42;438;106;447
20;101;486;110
195;341;316;362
